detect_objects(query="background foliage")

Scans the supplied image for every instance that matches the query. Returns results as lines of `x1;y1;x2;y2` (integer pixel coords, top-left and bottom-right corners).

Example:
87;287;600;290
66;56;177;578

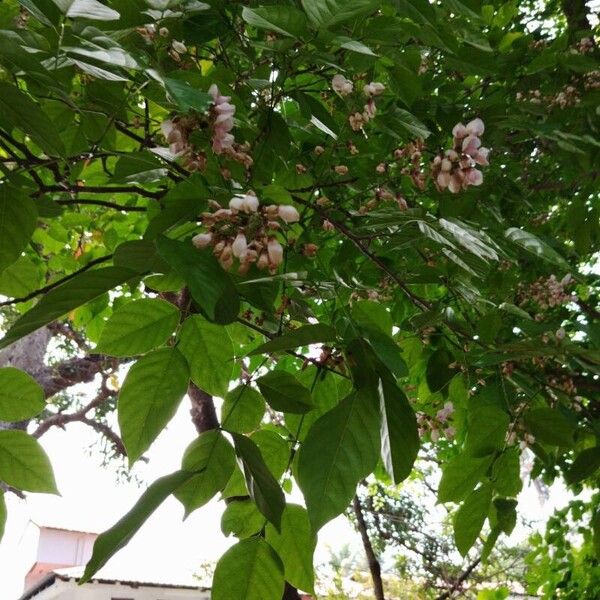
0;0;598;598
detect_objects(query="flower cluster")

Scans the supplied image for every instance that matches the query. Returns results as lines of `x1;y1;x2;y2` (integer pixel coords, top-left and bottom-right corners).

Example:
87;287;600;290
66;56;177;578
209;84;235;154
331;74;386;131
516;86;581;109
192;192;299;273
417;400;456;442
518;274;575;310
160;116;206;172
394;140;426;190
431;118;489;193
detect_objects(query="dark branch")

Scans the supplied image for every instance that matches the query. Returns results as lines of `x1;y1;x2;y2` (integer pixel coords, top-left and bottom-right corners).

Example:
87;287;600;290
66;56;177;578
56;198;147;212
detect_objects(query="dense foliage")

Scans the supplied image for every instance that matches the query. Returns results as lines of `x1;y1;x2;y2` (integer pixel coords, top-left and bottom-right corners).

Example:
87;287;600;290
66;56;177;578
0;0;598;597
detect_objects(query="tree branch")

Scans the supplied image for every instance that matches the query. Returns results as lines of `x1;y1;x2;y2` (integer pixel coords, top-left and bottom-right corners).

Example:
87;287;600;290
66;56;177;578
56;198;147;212
434;557;481;600
353;494;386;600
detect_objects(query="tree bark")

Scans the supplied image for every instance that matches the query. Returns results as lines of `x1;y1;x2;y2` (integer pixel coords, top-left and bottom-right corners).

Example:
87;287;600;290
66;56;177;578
188;383;220;432
561;0;592;36
353;494;385;600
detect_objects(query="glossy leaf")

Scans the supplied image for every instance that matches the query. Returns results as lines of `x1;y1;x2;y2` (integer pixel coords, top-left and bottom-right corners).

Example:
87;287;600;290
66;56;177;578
221;499;264;539
301;0;377;28
248;324;336;356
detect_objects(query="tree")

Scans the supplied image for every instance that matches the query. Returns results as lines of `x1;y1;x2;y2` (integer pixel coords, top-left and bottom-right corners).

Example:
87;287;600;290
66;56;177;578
0;0;598;598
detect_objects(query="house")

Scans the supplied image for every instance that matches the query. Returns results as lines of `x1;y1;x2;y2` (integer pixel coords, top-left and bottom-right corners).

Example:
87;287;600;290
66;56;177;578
19;525;210;600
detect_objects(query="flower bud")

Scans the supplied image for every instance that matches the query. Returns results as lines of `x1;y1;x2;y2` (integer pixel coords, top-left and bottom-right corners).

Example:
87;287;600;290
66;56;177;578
257;251;269;270
278;205;300;223
441;158;452;172
556;327;566;340
314;145;325;155
452;123;468;139
267;237;284;266
332;74;353;95
192;232;213;249
466;117;485;136
231;233;248;258
243;192;259;212
334;165;349;175
159;27;169;37
171;40;187;54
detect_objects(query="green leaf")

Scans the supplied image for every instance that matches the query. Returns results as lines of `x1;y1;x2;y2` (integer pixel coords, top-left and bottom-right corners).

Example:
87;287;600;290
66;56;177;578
523;407;575;447
212;538;284;600
0;185;38;275
454;484;492;556
165;78;212;113
0;430;57;493
265;504;316;594
492;448;522;497
377;105;431;140
426;348;456;394
221;499;265;539
465;406;510;457
80;470;193;584
52;0;120;20
231;433;286;530
95;298;179;357
0;266;137;350
0;256;42;297
490;498;517;535
379;377;419;484
301;0;377;29
505;228;568;268
221;385;266;433
156;236;240;324
438;453;494;503
0;83;65;156
113;239;166;275
298;389;380;531
248;324;336;356
0;367;45;422
118;348;189;464
367;331;408;378
257;370;314;414
250;430;290;480
241;6;308;38
565;447;600;485
177;316;234;397
0;491;5;542
175;430;236;516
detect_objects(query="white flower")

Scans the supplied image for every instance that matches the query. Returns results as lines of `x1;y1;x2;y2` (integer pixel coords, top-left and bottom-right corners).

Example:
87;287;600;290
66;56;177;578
363;82;385;97
171;40;187;54
332;74;353;95
229;196;244;211
466;117;485;136
556;327;566;340
462;134;482;154
473;147;490;166
243;192;259;212
278;205;300;223
192;232;212;249
437;172;450;188
231;233;248;258
441;158;452;172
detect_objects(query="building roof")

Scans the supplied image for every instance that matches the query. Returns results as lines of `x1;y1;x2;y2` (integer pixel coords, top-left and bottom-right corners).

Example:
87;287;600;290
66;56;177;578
19;567;210;600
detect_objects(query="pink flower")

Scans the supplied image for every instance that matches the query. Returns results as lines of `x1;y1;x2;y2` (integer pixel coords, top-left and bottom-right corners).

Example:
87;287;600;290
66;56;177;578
464;168;483;186
466;117;485;136
192;232;212;249
437;171;451;188
363;82;385;97
267;237;284;266
472;147;489;166
278;205;300;223
231;233;248;258
462;134;482;155
452;123;468;139
332;74;353;95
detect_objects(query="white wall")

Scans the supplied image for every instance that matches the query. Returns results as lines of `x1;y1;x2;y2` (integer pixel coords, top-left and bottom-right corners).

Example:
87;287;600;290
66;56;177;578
27;579;210;600
36;529;97;566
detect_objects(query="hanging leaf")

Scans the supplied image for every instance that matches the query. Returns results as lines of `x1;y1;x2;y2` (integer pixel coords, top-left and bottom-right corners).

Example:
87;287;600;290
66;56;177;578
52;0;120;20
212;538;284;600
438;453;494;503
177;315;234;397
301;0;377;29
242;6;308;38
265;504;316;594
0;430;57;493
298;389;380;531
118;348;189;465
565;447;600;484
465;406;510;457
221;385;266;433
257;370;314;414
231;433;285;530
454;484;492;556
379;377;419;484
0;367;45;422
492;447;523;497
505;228;569;268
221;499;265;539
80;470;194;584
523;407;575;447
